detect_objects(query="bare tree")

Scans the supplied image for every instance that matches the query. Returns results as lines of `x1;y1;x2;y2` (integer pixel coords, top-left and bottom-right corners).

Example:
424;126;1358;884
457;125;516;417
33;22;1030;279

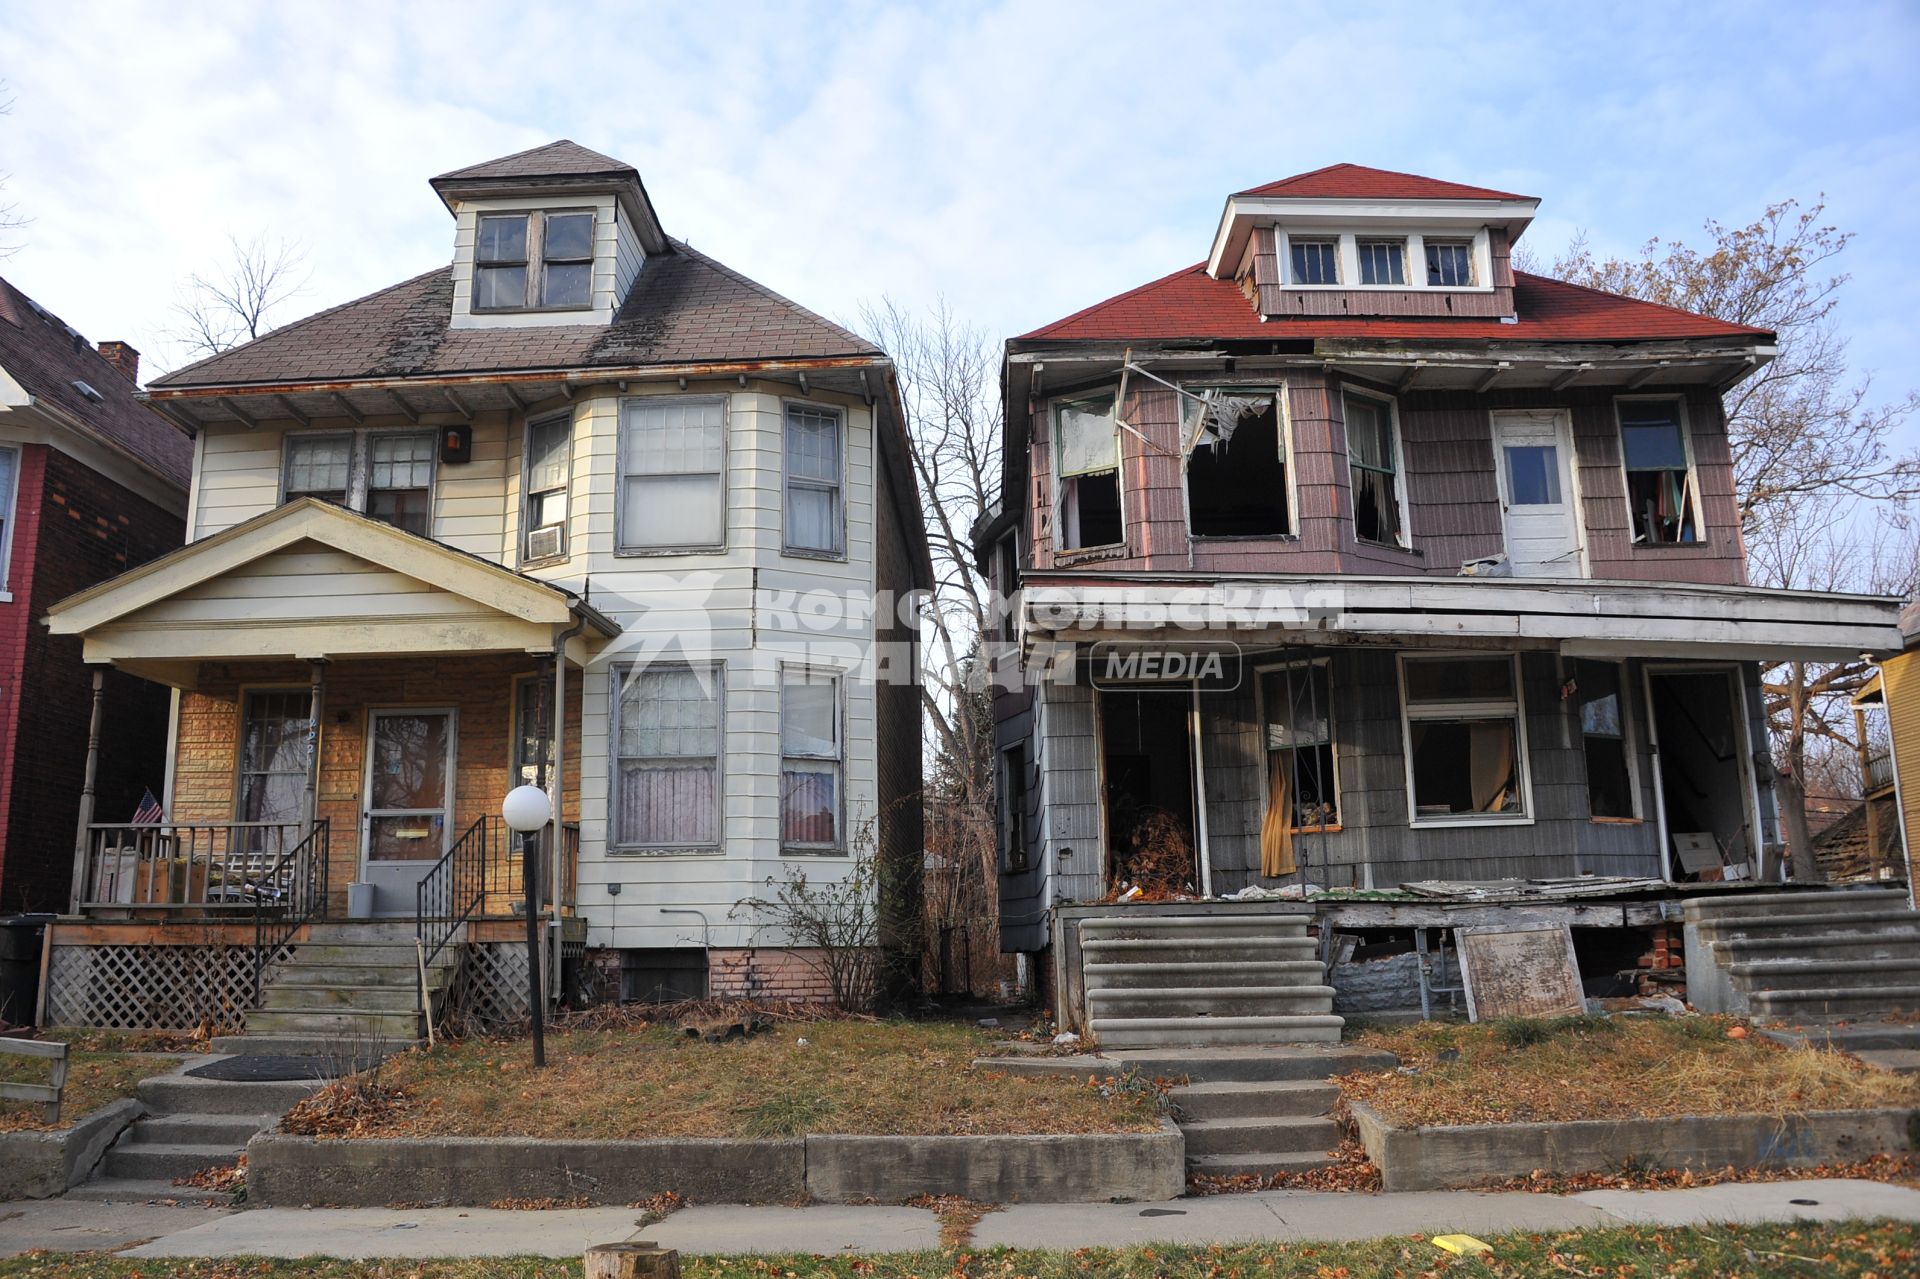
1542;200;1920;880
172;234;308;358
0;83;27;259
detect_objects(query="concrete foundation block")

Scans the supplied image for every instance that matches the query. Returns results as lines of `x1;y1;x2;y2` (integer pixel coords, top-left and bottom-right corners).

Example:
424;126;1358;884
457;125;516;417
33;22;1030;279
0;1098;142;1199
804;1119;1185;1203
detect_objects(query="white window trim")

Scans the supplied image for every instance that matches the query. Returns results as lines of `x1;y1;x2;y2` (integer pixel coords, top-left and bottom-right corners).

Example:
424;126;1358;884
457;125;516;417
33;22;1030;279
520;410;573;565
1574;658;1643;823
1614;394;1705;546
1252;656;1342;831
1276;228;1494;293
614;394;729;555
1489;407;1590;578
608;660;727;856
1179;382;1298;540
1050;387;1126;554
0;443;21;599
280;428;439;531
780;398;848;560
778;663;846;855
1397;652;1535;828
1342;387;1413;550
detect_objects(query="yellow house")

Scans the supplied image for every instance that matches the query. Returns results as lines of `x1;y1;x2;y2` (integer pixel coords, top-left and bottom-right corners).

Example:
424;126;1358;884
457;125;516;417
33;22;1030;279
1862;600;1920;910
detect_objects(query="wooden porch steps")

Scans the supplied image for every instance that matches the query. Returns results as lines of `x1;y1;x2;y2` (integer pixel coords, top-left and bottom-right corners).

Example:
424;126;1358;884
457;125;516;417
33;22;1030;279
240;921;463;1049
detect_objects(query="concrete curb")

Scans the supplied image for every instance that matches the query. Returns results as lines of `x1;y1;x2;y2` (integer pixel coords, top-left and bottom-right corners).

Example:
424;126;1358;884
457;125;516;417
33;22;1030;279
0;1098;144;1199
1351;1100;1920;1192
248;1118;1185;1207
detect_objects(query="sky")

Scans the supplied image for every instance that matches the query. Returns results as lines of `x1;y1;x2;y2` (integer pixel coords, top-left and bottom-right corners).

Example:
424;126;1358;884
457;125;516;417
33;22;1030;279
2;0;1917;440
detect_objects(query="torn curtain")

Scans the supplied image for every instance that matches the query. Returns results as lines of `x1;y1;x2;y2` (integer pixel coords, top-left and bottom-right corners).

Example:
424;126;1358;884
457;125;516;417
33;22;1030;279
1261;753;1298;878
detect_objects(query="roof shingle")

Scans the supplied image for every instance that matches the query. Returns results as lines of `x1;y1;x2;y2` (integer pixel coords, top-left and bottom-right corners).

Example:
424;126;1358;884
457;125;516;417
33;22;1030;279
1234;163;1535;202
433;140;636;184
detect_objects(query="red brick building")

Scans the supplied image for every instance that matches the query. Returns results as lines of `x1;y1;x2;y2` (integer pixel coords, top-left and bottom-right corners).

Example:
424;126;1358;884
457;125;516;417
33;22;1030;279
0;277;191;912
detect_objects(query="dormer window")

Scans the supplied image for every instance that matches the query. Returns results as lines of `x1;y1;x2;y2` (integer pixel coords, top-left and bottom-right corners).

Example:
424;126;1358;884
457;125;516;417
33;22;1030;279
1290;239;1339;285
1425;240;1475;287
475;210;596;312
1357;239;1407;286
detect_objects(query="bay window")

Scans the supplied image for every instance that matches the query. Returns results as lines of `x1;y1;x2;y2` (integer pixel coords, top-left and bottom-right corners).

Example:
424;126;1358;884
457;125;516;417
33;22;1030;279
612;663;723;852
1401;655;1529;823
784;403;844;555
618;397;726;551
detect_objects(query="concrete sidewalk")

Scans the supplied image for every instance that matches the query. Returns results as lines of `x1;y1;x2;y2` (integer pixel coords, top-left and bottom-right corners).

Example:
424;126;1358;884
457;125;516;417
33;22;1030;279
1;1178;1913;1260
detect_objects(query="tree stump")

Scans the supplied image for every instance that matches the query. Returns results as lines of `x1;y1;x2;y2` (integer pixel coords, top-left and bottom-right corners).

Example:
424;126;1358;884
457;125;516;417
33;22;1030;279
585;1241;680;1278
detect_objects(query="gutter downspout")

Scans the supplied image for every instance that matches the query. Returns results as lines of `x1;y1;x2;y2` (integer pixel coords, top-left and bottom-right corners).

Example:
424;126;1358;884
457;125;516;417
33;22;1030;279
547;612;589;1004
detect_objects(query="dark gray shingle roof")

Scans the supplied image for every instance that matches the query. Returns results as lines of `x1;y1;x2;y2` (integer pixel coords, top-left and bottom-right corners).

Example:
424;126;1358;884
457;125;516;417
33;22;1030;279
433;140;635;184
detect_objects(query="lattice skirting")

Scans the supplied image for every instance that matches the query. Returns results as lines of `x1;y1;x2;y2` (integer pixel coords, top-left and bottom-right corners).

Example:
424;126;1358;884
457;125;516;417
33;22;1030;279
43;943;293;1033
447;941;532;1030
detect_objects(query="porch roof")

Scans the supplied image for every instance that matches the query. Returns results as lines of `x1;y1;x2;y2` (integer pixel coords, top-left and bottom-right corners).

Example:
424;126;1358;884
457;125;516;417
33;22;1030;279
1019;572;1903;663
45;498;621;687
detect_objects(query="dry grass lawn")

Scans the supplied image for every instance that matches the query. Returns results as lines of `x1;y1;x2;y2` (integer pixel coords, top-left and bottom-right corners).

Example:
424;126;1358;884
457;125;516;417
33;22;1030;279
288;1019;1162;1140
0;1048;162;1133
1345;1014;1920;1128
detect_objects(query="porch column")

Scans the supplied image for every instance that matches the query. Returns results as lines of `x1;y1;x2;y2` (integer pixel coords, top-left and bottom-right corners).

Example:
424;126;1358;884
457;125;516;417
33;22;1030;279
302;659;328;835
67;667;107;913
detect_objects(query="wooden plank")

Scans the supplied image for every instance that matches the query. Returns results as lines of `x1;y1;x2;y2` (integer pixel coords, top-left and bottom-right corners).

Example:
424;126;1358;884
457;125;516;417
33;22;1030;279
1313;902;1630;928
0;1039;69;1060
1458;924;1586;1021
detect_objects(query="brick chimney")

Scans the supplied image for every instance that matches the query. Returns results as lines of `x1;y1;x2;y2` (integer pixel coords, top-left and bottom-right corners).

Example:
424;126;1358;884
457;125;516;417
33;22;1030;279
96;341;140;385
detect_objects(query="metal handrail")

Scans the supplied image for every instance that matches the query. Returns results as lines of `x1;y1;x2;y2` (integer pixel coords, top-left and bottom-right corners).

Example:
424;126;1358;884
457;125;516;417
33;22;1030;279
251;819;330;1005
416;814;492;969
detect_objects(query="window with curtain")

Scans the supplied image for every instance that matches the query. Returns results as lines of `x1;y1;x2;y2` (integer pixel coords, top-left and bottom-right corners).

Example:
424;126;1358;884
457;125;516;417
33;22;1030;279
784;404;843;554
780;668;842;850
1055;392;1122;550
523;413;571;560
1618;399;1699;544
0;445;19;590
366;432;436;535
283;435;352;505
1290;239;1339;284
612;664;722;850
619;398;726;550
238;689;312;827
1344;393;1406;547
1357;239;1406;285
1577;660;1635;818
1402;655;1528;822
1425;240;1475;286
1258;660;1339;881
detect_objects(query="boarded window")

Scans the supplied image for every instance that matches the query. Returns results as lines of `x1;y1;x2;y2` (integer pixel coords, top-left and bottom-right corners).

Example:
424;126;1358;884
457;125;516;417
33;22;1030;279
366;432;435;536
1055;393;1122;550
619;399;726;550
1618;400;1698;544
475;214;530;309
613;665;722;849
780;668;841;850
1425;241;1474;286
1577;659;1634;818
1358;239;1406;285
1344;393;1405;547
1290;239;1339;284
1260;663;1338;829
785;404;843;554
1186;393;1288;536
1402;655;1527;821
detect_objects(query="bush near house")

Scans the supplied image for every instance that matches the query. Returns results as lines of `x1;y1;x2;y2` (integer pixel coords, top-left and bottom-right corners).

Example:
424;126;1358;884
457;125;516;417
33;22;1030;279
1344;1015;1920;1128
285;1019;1160;1140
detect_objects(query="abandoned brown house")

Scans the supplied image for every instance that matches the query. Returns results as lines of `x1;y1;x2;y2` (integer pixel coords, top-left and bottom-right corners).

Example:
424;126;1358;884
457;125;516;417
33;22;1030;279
976;165;1910;1047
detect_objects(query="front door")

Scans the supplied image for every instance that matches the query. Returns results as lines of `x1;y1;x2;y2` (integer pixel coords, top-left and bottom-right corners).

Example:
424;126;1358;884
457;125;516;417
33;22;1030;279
362;708;456;916
1492;410;1581;576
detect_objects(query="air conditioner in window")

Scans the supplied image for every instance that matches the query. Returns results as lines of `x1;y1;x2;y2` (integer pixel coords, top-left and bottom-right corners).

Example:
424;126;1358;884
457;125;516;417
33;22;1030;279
526;525;564;561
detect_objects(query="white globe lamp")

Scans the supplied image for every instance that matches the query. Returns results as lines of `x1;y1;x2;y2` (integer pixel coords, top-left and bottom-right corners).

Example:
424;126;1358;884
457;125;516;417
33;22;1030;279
502;784;552;833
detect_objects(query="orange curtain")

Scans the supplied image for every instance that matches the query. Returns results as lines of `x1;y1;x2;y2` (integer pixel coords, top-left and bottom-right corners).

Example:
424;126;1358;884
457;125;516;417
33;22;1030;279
1261;754;1298;878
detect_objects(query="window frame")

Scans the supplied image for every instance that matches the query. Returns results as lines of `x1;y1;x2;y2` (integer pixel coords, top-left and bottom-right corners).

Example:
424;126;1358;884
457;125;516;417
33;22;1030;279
1341;388;1412;550
1573;658;1642;823
781;398;848;560
521;410;573;565
232;685;314;826
1396;652;1535;828
608;660;727;856
1288;236;1341;285
1050;387;1126;554
0;443;22;599
471;207;599;315
280;428;438;535
1356;238;1408;286
511;672;553;791
1253;656;1342;833
1179;382;1297;541
1000;741;1032;873
614;394;730;555
1614;394;1703;547
778;664;846;855
1423;238;1477;287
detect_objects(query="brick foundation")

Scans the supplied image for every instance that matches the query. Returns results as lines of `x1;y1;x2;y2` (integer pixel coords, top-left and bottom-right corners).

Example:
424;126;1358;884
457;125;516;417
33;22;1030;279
707;948;859;1004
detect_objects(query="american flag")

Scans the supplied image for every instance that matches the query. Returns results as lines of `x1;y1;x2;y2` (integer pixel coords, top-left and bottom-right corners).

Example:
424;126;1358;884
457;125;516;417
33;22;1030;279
131;789;164;824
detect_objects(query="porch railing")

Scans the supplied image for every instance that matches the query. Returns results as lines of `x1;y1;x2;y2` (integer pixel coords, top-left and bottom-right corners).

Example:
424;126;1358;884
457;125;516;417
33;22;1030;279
1865;752;1896;794
416;815;492;968
487;821;580;912
251;820;330;1003
80;821;306;910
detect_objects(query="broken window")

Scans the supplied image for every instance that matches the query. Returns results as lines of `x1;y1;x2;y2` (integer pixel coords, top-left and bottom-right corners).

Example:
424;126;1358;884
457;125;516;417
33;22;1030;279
1260;663;1338;831
1290;239;1339;284
1344;392;1406;548
1000;742;1031;872
1576;659;1635;819
1185;391;1289;536
1358;239;1406;285
1402;655;1527;822
1425;240;1474;286
1618;399;1698;544
1055;392;1122;550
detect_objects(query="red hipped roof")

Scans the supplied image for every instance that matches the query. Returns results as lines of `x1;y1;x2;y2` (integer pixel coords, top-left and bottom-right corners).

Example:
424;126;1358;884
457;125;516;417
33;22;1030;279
1017;264;1771;345
1235;163;1535;203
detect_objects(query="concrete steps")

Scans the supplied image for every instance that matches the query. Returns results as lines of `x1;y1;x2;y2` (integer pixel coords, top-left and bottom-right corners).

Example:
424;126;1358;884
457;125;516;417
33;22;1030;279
1685;889;1920;1019
1168;1079;1338;1120
1081;913;1340;1049
1181;1115;1342;1157
1189;1151;1343;1179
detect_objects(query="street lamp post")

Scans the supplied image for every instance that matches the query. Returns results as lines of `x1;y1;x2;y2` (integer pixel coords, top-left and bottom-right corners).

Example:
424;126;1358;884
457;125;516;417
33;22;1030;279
502;784;552;1068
